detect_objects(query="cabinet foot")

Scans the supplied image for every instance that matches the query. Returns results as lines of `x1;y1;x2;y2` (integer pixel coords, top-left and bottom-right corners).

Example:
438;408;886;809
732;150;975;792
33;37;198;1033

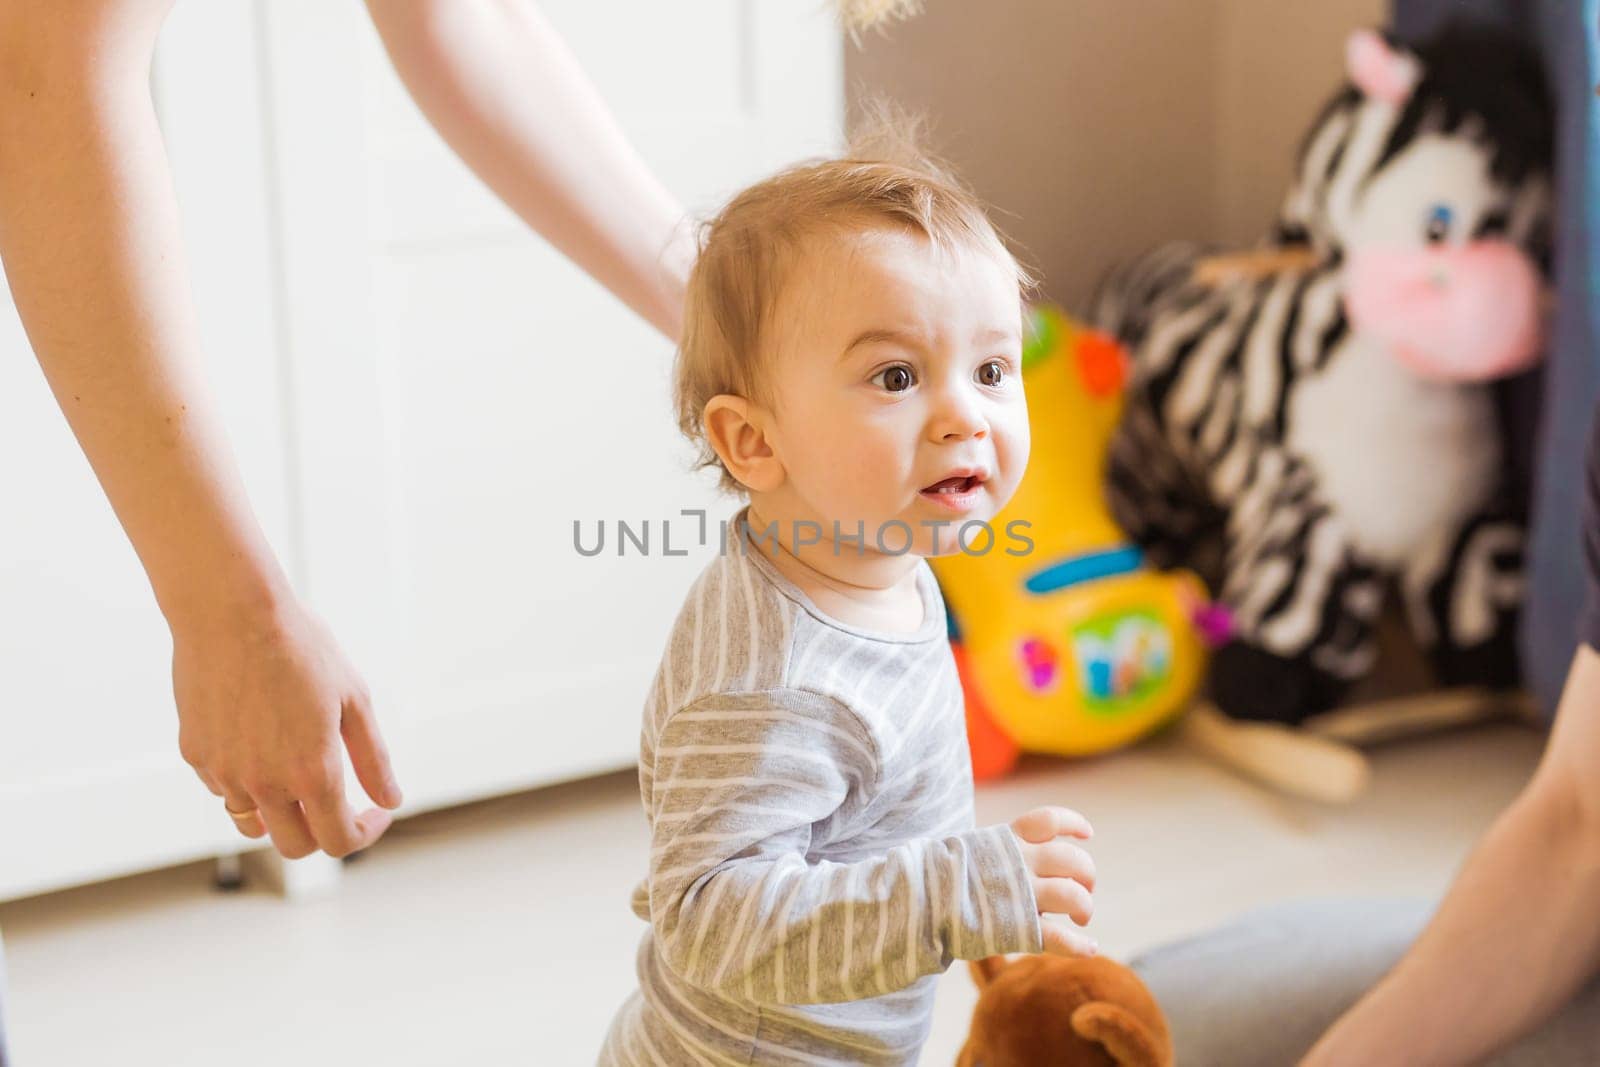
212;853;245;892
240;850;343;900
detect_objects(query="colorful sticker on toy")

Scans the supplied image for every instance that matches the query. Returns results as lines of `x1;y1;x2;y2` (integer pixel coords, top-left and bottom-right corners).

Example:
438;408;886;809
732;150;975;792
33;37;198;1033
1015;637;1061;695
1070;610;1174;715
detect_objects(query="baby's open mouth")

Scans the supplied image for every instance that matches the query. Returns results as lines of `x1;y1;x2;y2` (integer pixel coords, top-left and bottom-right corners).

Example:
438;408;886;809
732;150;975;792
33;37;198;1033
918;472;987;514
922;475;982;495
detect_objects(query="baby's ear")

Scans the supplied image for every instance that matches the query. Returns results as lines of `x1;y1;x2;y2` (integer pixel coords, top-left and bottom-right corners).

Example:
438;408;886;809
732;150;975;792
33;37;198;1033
969;956;1009;989
702;394;784;493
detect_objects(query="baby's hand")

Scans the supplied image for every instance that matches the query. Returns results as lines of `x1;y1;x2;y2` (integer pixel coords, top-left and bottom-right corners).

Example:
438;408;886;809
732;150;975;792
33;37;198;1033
1008;806;1097;958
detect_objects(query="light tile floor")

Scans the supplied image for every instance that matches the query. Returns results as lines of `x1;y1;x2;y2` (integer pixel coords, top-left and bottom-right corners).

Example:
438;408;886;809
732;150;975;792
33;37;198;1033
0;720;1544;1066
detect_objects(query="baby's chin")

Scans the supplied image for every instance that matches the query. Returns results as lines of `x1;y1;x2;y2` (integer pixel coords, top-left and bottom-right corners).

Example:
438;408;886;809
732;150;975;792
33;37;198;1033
794;494;1009;559
921;527;992;558
904;504;1004;559
921;537;966;560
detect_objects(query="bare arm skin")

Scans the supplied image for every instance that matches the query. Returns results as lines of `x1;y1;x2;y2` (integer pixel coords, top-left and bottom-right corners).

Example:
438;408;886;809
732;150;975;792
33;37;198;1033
364;0;695;340
1304;646;1600;1066
0;0;403;859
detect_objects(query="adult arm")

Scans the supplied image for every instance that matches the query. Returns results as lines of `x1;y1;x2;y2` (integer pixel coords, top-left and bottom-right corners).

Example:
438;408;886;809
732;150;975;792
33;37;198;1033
364;0;695;340
1302;646;1600;1066
0;0;400;858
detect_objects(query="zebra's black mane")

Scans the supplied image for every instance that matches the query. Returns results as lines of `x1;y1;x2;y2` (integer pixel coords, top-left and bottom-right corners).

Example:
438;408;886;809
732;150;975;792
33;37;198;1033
1374;21;1554;188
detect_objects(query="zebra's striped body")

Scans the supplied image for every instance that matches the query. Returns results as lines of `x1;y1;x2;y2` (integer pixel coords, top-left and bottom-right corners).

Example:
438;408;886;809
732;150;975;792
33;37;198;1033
1090;25;1552;725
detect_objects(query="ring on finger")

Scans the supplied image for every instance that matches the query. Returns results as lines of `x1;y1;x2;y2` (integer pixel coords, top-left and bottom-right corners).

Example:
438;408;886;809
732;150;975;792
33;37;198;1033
224;800;260;822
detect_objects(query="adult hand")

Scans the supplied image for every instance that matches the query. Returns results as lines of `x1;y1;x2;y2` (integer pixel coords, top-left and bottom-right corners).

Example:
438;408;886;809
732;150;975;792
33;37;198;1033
172;595;403;859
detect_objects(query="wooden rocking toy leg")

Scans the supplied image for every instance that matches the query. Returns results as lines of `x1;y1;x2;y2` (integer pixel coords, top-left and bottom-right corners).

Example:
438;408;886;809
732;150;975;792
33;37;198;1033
1179;701;1371;804
1302;686;1535;746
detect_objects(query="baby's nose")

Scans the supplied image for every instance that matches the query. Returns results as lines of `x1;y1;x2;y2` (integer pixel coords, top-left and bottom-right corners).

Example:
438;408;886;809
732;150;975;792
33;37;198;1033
932;390;987;436
942;423;987;440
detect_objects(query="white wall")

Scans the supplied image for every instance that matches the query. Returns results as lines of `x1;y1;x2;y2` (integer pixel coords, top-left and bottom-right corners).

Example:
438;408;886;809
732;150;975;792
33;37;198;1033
1213;0;1389;244
845;0;1387;308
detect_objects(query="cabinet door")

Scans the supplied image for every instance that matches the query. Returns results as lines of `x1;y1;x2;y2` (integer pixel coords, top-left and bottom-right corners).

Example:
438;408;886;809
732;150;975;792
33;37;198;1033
260;2;843;812
0;4;296;901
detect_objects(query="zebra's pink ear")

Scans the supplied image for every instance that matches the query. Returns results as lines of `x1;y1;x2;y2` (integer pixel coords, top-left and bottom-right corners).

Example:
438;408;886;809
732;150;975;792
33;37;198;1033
1346;29;1421;105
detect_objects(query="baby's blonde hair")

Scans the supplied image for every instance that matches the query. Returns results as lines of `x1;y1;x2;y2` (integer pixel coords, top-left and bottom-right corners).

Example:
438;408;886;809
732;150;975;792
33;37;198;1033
674;116;1035;495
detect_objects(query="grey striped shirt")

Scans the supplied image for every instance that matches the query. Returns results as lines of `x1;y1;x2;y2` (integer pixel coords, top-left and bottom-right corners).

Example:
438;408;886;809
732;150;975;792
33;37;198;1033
599;507;1042;1066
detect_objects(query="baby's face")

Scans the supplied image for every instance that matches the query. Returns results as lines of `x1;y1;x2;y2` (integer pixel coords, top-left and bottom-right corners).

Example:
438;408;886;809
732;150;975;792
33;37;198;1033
761;225;1029;558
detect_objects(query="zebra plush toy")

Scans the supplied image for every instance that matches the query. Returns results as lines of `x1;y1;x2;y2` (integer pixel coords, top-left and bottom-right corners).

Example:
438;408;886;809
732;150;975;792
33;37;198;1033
1092;24;1553;731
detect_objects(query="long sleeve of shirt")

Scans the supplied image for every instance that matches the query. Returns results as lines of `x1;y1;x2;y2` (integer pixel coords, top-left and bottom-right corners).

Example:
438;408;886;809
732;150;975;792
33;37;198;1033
643;687;1043;1007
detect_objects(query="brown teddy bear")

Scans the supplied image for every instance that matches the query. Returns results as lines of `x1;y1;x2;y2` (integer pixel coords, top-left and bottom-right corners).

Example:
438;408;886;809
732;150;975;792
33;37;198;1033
957;954;1174;1067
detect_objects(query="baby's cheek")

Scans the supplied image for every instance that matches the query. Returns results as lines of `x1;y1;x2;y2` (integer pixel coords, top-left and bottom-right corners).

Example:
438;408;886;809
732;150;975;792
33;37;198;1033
991;407;1032;492
814;432;903;518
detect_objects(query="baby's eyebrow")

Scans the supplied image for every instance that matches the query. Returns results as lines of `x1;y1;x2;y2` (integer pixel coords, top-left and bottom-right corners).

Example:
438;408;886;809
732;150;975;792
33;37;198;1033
840;325;1019;360
974;327;1020;347
841;327;924;359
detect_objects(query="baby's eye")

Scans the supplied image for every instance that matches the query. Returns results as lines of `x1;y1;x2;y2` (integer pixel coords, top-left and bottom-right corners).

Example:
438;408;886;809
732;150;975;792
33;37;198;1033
977;360;1007;387
874;364;916;392
1424;203;1454;244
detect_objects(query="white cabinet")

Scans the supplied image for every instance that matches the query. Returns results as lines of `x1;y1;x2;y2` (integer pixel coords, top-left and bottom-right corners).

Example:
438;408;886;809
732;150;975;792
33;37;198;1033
0;0;842;902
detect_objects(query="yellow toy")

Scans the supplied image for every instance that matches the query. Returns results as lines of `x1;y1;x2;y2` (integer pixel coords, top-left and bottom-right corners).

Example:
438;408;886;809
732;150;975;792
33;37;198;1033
932;307;1210;778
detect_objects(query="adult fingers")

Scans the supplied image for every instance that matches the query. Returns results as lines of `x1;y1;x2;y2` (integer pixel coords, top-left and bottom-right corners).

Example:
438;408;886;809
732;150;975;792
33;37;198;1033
188;759;265;839
219;785;268;840
1010;806;1094;845
297;765;393;859
341;690;403;810
257;796;320;860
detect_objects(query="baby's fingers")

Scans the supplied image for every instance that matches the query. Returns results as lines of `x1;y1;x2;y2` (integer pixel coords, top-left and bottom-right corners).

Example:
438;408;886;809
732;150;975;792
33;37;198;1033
1040;917;1099;959
1034;876;1094;926
1024;839;1097;891
1010;805;1093;845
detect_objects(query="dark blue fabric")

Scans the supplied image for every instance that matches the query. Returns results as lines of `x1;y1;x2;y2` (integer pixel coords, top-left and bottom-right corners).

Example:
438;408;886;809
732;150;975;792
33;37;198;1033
1524;3;1600;683
1394;0;1600;713
1585;413;1600;650
1391;0;1521;38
